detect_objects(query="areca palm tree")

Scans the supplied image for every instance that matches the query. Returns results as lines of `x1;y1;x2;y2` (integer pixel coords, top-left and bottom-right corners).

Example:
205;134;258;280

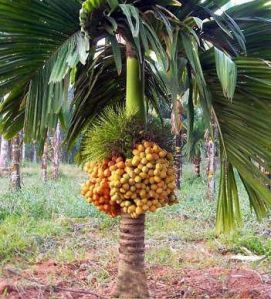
10;134;21;190
1;0;271;297
183;116;206;177
205;122;218;200
171;100;184;188
41;138;49;182
52;122;61;180
0;135;10;174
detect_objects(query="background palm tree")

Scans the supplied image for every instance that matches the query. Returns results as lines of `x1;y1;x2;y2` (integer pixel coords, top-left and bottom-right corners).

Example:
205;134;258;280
0;135;10;175
1;0;271;297
52;122;62;180
171;100;184;188
41;138;49;183
10;134;21;190
205;122;218;200
183;117;206;177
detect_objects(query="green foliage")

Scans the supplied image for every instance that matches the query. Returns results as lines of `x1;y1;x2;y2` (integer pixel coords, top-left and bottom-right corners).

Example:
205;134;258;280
67;47;170;147
236;236;270;256
0;0;82;142
0;164;115;263
214;48;237;100
183;113;206;162
0;182;97;222
201;50;271;232
0;216;68;262
77;106;174;164
1;0;271;233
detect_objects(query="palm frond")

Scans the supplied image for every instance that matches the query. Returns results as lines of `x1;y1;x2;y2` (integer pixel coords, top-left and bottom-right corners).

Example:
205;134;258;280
175;0;245;55
67;45;171;147
214;47;237;100
0;0;82;142
77;106;173;164
202;0;271;59
201;49;271;232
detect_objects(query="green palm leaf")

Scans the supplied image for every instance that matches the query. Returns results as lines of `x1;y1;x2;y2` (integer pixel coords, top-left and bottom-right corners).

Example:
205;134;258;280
201;50;271;232
0;0;82;142
203;0;271;59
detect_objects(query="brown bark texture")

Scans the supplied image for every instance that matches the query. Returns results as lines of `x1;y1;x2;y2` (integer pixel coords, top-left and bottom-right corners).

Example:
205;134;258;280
52;123;61;180
41;140;48;182
175;134;183;189
112;214;150;299
193;156;201;177
0;136;10;174
33;144;38;163
171;100;183;190
10;134;21;190
206;130;216;200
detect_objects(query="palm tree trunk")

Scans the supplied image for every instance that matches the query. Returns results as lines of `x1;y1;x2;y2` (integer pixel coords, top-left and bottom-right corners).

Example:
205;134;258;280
113;214;149;298
22;142;26;162
33;144;38;163
206;130;216;200
112;43;149;298
171;101;183;190
0;136;10;175
207;139;215;199
175;133;183;189
193;156;201;177
52;123;61;180
10;134;21;190
8;141;12;161
41;140;48;182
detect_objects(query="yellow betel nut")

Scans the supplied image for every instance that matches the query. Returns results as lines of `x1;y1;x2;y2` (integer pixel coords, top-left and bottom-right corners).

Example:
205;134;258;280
81;141;178;218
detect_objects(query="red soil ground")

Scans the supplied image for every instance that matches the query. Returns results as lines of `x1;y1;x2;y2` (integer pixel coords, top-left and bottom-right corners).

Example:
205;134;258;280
1;259;271;298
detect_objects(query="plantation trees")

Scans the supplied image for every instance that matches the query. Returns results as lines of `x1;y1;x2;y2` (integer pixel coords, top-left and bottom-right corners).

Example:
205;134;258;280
10;134;21;190
205;124;218;200
183;117;206;177
52;123;61;180
171;100;184;189
41;139;49;183
0;136;9;174
1;0;271;297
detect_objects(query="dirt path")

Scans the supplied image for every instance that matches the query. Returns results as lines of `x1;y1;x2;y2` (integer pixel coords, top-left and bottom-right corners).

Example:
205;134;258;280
1;260;271;298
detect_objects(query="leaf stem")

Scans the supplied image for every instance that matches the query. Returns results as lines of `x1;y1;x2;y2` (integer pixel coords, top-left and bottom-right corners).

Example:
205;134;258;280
126;43;146;122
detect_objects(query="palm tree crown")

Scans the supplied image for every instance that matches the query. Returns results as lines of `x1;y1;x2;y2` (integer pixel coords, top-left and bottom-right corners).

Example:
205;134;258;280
0;0;271;232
